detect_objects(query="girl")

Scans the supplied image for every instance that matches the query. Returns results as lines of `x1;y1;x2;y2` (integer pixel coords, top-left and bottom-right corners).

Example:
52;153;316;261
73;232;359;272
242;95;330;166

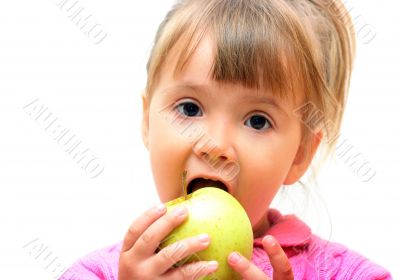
60;0;392;279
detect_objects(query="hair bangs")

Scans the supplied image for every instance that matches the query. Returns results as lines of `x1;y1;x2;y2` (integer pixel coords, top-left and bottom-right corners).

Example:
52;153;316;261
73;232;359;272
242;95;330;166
167;3;302;103
211;19;301;102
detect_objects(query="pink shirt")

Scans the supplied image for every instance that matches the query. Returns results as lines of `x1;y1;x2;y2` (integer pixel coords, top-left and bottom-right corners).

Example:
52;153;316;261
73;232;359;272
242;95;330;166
59;208;392;279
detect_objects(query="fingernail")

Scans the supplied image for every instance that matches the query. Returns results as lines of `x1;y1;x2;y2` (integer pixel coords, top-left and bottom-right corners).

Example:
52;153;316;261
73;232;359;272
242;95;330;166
264;235;277;247
229;252;240;264
208;260;218;271
198;234;210;244
172;206;187;216
156;203;166;213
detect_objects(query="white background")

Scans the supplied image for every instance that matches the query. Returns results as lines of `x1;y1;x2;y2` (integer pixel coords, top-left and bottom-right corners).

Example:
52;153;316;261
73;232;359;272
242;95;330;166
1;0;399;279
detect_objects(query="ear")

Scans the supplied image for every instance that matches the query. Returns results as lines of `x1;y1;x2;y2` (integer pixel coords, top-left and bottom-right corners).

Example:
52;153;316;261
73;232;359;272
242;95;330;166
283;130;323;185
141;91;150;150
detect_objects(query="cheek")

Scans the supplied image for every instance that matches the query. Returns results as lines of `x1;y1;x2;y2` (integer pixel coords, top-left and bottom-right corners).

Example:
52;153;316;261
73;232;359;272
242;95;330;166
236;131;301;224
147;107;191;202
237;163;288;228
240;135;298;184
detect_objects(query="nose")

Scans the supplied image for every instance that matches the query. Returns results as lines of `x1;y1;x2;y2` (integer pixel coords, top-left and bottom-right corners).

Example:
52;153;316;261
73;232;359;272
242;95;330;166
192;120;238;170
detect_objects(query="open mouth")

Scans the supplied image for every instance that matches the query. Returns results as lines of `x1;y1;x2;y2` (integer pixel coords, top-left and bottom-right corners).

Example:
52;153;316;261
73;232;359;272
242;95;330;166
187;178;228;194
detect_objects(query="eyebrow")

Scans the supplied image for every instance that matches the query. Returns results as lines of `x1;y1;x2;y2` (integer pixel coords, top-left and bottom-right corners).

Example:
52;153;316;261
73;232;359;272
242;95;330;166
242;95;289;117
163;83;289;117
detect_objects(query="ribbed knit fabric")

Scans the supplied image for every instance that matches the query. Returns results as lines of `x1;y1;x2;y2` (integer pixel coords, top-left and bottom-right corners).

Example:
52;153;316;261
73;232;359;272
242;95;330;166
59;208;392;279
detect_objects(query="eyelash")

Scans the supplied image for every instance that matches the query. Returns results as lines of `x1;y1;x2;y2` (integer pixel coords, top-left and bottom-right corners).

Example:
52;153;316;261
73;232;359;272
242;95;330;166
174;100;274;131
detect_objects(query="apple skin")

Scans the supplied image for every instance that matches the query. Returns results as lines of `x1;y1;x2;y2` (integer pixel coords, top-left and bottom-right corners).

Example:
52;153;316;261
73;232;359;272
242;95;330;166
159;187;253;280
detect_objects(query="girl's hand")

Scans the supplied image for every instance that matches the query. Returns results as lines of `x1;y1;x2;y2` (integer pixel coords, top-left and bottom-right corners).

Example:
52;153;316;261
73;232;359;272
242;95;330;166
228;235;294;280
118;204;218;280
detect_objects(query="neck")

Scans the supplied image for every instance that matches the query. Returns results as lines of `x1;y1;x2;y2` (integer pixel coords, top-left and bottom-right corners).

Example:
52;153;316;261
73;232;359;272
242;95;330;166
252;211;270;239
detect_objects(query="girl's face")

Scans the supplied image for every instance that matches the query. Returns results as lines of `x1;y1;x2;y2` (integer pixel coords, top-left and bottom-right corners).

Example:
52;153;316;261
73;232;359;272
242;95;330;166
142;35;321;237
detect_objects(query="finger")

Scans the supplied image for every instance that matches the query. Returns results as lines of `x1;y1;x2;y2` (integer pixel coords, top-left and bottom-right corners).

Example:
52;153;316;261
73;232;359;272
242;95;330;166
121;203;167;252
161;260;218;280
228;252;270;280
150;233;211;275
132;206;189;258
262;235;294;280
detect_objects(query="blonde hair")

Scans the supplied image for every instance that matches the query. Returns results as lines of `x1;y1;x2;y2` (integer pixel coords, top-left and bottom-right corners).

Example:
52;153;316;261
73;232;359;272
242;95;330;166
145;0;356;162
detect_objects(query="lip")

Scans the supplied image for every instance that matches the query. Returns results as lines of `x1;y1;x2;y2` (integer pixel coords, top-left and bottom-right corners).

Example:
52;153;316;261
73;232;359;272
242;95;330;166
187;173;234;194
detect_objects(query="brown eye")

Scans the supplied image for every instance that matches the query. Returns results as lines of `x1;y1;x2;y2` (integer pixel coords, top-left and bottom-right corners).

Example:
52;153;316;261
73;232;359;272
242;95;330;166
245;115;272;130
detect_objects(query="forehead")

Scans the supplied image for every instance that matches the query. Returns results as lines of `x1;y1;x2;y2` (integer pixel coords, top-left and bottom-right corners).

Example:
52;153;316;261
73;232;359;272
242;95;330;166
157;33;304;107
169;34;215;87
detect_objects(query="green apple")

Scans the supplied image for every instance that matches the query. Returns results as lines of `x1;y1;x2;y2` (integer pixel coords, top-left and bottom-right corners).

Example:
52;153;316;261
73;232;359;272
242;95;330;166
159;172;253;280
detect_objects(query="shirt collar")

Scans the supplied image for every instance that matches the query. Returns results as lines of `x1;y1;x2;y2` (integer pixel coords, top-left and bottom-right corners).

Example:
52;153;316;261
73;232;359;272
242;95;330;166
253;208;312;248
